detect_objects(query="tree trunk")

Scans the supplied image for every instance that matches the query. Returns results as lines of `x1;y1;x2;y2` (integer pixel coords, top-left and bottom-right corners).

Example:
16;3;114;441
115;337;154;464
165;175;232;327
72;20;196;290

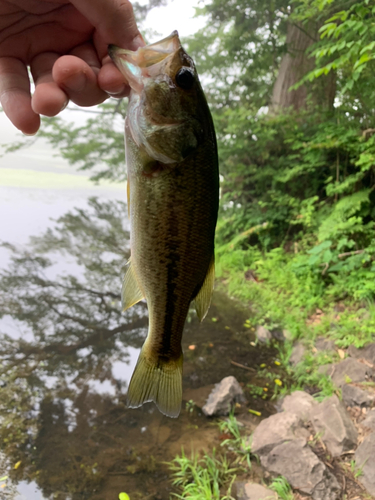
270;22;335;112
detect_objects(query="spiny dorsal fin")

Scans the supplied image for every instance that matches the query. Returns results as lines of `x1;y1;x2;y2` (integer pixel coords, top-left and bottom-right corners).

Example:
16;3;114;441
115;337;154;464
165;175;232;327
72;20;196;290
126;347;183;418
122;259;144;311
194;255;215;321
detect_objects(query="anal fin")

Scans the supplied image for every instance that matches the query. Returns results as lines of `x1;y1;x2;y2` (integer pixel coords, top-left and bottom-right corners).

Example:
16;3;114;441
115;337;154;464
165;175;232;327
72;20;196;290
194;255;215;321
122;260;144;311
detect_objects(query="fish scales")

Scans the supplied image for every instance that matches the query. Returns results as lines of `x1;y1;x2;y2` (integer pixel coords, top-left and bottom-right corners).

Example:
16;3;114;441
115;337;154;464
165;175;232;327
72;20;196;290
109;31;219;417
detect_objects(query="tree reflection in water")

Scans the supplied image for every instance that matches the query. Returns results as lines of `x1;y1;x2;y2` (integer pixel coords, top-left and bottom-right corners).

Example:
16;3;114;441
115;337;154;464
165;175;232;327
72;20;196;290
0;198;160;500
0;198;280;500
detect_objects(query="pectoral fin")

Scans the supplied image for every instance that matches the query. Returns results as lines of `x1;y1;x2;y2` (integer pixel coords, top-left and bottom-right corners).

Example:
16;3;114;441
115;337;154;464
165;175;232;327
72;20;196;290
122;260;144;311
194;255;215;321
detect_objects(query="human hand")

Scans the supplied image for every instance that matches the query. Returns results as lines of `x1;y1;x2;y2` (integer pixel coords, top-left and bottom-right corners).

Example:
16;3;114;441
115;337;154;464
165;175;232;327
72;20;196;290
0;0;144;134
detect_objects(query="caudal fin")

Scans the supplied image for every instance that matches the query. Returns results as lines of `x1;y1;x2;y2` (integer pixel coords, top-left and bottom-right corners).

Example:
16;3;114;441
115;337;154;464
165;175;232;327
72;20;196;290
126;348;183;418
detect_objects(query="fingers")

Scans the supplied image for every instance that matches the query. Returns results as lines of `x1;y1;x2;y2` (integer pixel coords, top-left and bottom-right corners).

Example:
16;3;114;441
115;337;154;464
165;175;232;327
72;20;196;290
31;52;68;117
98;57;131;97
52;54;107;107
0;57;40;135
70;0;145;51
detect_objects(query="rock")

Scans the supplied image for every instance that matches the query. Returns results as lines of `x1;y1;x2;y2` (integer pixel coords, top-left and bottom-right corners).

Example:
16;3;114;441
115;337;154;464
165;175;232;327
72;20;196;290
262;438;341;500
282;329;293;341
331;358;371;388
183;385;215;409
347;345;359;358
202;376;246;417
281;390;317;421
315;337;336;352
270;329;285;341
255;325;272;343
348;342;375;365
318;363;334;376
251;411;308;456
362;409;375;430
310;395;358;457
354;432;375;496
341;384;375;408
289;341;306;366
235;482;277;500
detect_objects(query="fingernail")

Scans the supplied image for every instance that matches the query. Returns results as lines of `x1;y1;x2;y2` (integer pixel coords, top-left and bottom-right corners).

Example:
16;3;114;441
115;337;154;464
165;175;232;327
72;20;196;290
106;84;127;95
130;34;146;51
64;73;86;92
60;99;69;112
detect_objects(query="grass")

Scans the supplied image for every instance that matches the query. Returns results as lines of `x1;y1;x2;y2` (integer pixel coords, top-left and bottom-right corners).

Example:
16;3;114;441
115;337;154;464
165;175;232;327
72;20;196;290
168;449;239;500
216;244;375;400
268;476;294;499
217;411;252;467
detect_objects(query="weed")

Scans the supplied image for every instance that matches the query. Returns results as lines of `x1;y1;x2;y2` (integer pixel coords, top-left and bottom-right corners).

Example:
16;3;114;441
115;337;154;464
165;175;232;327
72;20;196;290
268;476;294;500
217;411;252;467
168;449;238;499
348;459;366;479
185;400;195;414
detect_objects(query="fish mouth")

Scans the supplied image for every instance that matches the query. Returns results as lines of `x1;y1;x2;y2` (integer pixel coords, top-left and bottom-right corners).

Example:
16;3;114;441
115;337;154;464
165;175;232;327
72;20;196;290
108;31;181;94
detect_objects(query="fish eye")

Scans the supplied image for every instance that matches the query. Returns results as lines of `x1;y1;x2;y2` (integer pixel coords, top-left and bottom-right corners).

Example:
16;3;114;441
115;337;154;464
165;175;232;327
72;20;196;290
175;68;195;90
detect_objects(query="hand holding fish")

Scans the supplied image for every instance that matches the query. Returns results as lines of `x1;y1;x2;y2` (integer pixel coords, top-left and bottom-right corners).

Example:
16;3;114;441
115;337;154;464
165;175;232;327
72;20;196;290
0;0;144;135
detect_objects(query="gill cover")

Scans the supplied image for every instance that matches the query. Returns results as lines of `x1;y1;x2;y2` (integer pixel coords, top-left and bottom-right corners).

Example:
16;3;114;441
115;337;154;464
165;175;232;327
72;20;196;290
109;32;201;165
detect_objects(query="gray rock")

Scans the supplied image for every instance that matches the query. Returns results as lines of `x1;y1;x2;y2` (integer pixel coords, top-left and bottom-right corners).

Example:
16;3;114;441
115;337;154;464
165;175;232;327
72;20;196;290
282;329;293;341
347;345;360;358
281;390;317;421
318;363;335;376
252;411;308;456
331;358;371;388
348;342;375;365
310;395;358;457
315;337;336;352
354;432;375;496
342;384;375;407
202;376;246;417
289;341;306;366
256;325;272;343
235;482;277;500
362;409;375;430
262;438;341;500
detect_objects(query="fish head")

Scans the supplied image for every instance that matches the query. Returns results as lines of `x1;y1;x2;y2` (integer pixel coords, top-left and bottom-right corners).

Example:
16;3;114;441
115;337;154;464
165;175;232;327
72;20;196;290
109;31;205;165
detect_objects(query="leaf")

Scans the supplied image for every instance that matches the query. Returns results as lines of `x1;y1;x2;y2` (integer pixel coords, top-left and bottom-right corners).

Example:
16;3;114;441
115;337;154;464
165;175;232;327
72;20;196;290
14;461;21;470
353;53;370;70
338;349;346;359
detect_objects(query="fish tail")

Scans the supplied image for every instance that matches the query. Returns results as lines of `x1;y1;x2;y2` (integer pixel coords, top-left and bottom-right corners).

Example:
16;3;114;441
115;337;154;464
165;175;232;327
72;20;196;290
126;347;183;418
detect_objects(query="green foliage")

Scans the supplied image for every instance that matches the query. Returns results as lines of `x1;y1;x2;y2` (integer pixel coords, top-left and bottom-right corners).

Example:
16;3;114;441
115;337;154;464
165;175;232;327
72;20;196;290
294;0;375;95
268;476;294;500
217;412;252;467
169;449;238;500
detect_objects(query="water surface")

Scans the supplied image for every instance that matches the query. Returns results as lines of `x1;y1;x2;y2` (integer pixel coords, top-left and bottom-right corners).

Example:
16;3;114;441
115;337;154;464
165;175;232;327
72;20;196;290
0;166;283;500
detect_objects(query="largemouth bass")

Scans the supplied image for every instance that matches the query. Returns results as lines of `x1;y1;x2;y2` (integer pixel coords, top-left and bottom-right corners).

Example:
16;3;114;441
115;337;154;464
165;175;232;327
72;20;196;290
109;31;219;418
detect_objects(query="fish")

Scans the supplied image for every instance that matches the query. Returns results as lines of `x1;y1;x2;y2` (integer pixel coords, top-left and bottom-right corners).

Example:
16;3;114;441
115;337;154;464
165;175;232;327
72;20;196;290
109;31;219;418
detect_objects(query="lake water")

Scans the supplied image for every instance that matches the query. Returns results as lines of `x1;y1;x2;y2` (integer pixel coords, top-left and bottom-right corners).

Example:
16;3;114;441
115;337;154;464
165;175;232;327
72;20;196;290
0;144;282;500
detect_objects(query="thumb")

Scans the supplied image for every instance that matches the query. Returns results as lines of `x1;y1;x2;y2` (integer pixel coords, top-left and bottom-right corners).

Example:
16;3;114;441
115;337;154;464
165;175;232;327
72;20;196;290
70;0;145;50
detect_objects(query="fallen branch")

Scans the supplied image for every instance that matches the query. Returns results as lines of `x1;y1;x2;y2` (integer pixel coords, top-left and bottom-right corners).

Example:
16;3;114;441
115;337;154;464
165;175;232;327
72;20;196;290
338;250;364;259
230;360;256;372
